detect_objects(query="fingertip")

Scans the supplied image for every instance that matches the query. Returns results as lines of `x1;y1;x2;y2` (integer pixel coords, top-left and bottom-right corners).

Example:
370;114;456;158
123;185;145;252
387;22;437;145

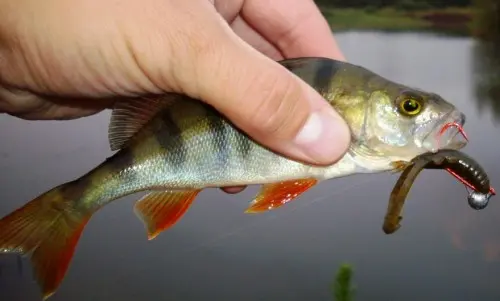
291;105;351;165
265;79;350;166
221;186;247;194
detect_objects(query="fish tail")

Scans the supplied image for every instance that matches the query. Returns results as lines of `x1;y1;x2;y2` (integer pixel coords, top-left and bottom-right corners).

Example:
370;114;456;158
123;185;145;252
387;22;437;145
0;182;92;300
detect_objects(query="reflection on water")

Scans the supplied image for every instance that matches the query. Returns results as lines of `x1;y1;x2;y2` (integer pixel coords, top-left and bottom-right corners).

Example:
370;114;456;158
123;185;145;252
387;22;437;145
474;0;500;122
0;32;499;301
458;0;500;263
472;42;500;123
471;0;500;123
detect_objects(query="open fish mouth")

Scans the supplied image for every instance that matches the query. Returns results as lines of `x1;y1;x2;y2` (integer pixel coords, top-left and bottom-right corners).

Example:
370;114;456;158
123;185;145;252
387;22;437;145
422;110;468;152
431;115;495;196
436;121;468;150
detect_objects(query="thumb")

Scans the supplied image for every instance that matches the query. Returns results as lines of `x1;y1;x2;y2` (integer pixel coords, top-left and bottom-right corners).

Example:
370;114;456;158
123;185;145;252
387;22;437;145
173;18;350;165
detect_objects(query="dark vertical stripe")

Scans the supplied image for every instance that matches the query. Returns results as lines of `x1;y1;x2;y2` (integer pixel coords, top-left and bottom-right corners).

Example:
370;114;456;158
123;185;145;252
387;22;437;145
106;148;136;174
311;59;339;94
280;58;341;94
237;133;252;159
202;98;253;161
205;106;229;168
156;109;186;170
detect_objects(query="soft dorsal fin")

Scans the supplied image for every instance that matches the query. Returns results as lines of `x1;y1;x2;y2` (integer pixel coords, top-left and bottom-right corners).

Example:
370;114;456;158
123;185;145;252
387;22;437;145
108;95;176;151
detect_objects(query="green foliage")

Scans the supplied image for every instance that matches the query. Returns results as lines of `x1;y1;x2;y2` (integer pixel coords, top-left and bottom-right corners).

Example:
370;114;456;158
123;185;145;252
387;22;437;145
472;0;500;40
394;0;431;11
314;0;472;8
471;0;500;122
316;0;479;35
320;6;430;31
331;264;356;301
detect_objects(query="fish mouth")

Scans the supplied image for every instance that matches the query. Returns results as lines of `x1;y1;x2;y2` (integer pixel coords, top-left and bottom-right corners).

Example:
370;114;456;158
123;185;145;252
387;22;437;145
418;111;495;197
421;110;468;152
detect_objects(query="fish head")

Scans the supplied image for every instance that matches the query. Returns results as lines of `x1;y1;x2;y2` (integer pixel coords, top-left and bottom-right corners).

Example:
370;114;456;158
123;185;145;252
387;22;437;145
349;86;467;168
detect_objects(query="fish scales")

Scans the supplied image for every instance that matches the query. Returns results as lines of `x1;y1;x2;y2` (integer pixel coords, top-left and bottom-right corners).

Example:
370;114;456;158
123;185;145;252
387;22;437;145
108;99;312;189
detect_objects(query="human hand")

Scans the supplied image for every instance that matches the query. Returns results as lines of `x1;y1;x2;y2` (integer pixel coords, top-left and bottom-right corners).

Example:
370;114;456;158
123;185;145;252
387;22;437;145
0;0;350;194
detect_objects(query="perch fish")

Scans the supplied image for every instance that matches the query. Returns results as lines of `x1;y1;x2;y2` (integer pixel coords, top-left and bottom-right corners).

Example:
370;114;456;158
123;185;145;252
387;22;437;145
0;57;469;299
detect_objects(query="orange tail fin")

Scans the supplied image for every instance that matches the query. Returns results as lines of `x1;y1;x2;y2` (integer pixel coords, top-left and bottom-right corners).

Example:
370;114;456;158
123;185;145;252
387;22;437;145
0;183;91;300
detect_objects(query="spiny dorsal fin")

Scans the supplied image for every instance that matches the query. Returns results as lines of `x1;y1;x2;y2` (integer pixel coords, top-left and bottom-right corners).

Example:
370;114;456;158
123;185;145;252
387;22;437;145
108;95;176;151
134;190;201;240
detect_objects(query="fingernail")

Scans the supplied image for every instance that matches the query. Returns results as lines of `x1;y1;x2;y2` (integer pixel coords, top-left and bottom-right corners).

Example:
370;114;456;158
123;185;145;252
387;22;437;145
293;108;350;164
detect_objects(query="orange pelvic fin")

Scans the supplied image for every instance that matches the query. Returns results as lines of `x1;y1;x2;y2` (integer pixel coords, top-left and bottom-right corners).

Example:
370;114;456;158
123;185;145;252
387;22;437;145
0;184;91;300
134;190;200;240
245;178;318;213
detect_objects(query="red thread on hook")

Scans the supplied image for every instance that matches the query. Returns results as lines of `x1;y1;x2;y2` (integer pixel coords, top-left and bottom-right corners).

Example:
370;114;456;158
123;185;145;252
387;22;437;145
438;123;495;196
445;168;496;195
436;122;469;148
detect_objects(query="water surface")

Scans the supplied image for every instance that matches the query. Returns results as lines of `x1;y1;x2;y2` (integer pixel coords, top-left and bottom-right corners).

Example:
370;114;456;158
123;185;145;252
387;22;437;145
1;32;499;301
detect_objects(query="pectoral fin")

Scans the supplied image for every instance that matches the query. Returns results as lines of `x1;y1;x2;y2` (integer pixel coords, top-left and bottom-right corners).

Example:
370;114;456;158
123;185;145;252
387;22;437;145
134;190;200;240
245;179;318;213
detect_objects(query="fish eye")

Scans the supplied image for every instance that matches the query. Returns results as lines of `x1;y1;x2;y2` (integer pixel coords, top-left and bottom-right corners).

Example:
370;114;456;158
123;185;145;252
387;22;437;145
399;98;422;116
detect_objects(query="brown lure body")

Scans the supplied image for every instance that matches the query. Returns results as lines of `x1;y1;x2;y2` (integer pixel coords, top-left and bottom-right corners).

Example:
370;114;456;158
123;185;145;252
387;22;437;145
383;149;495;234
422;150;492;194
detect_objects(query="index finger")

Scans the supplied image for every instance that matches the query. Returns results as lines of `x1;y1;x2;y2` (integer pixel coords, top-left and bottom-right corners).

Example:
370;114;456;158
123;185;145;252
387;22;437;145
240;0;345;60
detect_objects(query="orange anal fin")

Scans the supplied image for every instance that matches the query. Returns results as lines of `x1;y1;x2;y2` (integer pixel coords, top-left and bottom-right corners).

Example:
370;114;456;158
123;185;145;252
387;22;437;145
0;185;91;300
245;179;318;213
134;190;200;240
